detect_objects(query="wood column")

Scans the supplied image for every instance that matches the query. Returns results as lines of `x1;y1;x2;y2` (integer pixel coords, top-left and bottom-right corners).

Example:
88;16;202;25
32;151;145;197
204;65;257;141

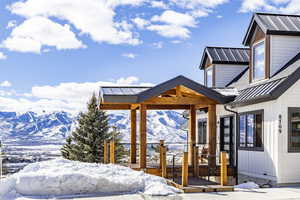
139;104;147;169
130;109;137;164
188;105;196;165
104;140;109;164
182;152;189;187
208;104;217;168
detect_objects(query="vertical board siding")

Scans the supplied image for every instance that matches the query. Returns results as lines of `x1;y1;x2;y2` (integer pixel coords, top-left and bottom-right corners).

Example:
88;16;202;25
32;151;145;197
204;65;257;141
270;35;300;76
215;64;247;87
277;79;300;183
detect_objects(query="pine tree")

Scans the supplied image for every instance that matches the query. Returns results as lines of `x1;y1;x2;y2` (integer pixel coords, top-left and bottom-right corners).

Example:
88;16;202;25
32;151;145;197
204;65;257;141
61;93;124;163
0;142;8;175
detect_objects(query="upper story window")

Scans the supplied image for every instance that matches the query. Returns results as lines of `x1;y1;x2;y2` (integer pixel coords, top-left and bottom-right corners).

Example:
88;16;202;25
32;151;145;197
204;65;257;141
288;108;300;152
206;68;213;87
252;41;265;81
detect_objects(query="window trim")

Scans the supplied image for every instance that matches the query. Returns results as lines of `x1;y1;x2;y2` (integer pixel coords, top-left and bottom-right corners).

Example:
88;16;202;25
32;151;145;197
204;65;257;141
238;109;264;152
205;66;214;87
252;39;266;82
197;118;207;145
288;107;300;153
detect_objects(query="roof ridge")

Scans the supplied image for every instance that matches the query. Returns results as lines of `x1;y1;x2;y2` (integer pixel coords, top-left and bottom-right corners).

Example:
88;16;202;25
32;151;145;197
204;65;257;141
255;12;300;18
206;46;250;50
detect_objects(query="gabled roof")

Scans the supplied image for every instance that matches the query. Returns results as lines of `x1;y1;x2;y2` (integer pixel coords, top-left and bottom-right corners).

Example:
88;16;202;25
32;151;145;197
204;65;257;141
199;47;250;69
100;75;234;104
243;12;300;45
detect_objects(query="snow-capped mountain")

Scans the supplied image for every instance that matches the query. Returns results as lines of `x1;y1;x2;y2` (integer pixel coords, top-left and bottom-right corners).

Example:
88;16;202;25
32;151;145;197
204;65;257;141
0;110;187;173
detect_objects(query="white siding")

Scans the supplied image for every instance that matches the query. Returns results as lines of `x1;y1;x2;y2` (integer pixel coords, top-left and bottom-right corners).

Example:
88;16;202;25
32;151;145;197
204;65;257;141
216;102;279;181
215;64;247;87
270;35;300;76
276;79;300;184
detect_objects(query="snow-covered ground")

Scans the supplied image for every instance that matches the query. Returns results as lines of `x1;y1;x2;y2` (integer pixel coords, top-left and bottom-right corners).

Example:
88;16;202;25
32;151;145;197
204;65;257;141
0;159;181;200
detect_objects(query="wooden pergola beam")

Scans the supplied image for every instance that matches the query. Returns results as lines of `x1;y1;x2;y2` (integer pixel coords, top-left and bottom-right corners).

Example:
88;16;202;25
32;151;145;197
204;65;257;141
100;104;192;110
208;104;217;168
188;105;196;165
140;104;147;169
144;96;215;105
130;109;137;164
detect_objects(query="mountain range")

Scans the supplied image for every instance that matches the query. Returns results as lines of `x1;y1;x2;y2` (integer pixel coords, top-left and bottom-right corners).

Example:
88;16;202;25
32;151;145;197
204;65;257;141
0;110;187;172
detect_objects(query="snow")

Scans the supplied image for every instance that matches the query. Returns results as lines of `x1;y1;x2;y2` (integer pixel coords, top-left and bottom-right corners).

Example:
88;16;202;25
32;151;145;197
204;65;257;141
234;182;260;189
0;159;181;199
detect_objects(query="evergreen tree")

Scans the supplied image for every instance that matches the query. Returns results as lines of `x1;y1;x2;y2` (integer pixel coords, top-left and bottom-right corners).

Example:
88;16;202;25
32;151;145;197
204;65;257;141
61;93;124;163
0;142;8;175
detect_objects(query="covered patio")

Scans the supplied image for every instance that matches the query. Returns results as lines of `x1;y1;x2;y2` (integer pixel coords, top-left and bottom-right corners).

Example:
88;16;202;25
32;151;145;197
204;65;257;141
99;75;235;187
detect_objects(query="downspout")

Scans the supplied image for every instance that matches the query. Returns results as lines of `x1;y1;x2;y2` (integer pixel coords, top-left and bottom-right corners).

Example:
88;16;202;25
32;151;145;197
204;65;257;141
224;105;239;185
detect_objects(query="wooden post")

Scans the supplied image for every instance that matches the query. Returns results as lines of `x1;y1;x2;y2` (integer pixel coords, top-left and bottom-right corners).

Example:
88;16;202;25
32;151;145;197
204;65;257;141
182;152;188;187
110;140;115;164
188;105;196;165
161;146;167;178
139;104;147;169
159;140;164;169
208;105;217;168
104;140;109;164
193;146;199;177
130;109;137;164
221;152;228;186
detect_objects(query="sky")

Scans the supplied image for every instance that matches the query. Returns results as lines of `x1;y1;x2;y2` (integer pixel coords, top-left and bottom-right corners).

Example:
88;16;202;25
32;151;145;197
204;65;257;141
0;0;299;114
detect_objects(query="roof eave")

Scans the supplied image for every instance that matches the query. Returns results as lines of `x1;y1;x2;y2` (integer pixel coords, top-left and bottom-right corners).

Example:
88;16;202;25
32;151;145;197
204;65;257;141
243;13;268;46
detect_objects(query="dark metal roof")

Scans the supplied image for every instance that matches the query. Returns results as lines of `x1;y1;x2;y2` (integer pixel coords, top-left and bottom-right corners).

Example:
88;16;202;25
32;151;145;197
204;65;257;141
137;75;234;104
199;47;250;69
100;86;151;103
230;78;285;106
229;51;300;107
243;13;300;45
100;75;234;104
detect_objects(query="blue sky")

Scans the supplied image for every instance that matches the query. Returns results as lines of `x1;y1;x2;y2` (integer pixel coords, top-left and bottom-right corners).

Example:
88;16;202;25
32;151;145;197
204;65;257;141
0;0;298;113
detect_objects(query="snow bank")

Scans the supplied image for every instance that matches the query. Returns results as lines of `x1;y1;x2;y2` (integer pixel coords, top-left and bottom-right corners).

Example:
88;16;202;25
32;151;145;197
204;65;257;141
234;182;260;189
0;159;180;199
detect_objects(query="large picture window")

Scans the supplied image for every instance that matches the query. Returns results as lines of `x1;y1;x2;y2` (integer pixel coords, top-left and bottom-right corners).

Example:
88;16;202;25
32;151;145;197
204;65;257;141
252;41;265;81
239;110;263;150
288;108;300;152
206;68;213;87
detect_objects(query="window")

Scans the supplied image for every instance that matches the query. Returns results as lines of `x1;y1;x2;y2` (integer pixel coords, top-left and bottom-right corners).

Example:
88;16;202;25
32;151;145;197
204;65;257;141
198;119;207;144
288;108;300;152
206;68;213;87
252;41;265;81
239;110;263;150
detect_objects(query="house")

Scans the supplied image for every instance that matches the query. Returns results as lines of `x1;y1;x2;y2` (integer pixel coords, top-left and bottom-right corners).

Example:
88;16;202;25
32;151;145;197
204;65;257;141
199;12;300;184
99;12;300;185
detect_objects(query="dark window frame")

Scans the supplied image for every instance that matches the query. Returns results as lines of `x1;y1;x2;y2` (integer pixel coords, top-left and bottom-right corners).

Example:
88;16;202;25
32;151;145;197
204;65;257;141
238;109;264;151
198;118;207;145
288;107;300;153
220;114;235;166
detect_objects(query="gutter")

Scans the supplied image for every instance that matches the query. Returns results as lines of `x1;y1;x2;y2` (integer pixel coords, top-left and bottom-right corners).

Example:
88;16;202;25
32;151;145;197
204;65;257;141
224;105;239;185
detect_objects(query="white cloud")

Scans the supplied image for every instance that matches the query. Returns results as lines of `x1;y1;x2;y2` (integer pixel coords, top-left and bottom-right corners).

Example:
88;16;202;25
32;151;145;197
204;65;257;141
5;0;141;53
150;1;169;9
171;0;228;9
0;81;12;87
6;20;17;29
2;17;85;53
217;15;223;18
239;0;300;13
132;17;150;29
152;41;163;48
0;52;7;60
148;10;196;38
148;24;190;38
151;10;196;27
0;76;152;114
122;53;137;59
